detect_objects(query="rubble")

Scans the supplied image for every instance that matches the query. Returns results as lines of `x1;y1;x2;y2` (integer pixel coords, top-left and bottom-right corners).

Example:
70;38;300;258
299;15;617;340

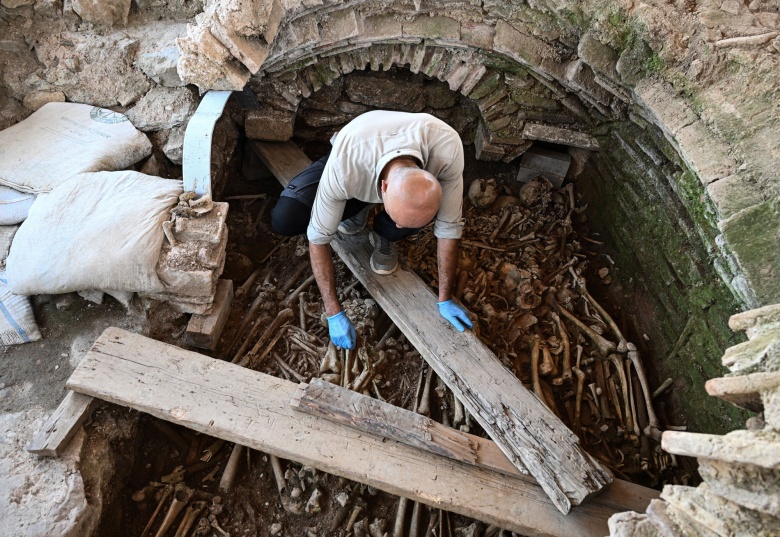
126;86;197;132
71;0;131;27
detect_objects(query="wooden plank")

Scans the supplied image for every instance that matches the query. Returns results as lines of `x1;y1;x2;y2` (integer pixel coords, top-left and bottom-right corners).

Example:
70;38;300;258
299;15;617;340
292;378;658;515
252;139;612;513
186;279;234;350
67;327;629;537
27;391;95;456
332;231;611;513
705;372;780;413
249;140;310;187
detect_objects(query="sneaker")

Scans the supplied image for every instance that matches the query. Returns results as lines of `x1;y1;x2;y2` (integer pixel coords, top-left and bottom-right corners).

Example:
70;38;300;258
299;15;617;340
337;206;371;235
368;231;399;275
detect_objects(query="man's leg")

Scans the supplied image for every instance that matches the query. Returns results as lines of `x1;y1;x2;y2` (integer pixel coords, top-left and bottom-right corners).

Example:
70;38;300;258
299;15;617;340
368;209;426;275
372;209;423;241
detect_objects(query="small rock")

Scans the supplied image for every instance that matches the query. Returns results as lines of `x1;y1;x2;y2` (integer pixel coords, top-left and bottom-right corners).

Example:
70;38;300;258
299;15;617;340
454;522;482;537
0;0;34;8
335;491;349;507
598;268;609;279
136;46;183;87
269;522;283;535
305;488;322;514
163;125;185;165
353;518;369;537
72;0;132;26
126;86;197;132
22;91;65;112
368;518;386;537
290;487;302;499
55;293;78;310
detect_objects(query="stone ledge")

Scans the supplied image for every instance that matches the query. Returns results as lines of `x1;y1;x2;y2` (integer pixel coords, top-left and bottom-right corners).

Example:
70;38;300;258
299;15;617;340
661;429;780;469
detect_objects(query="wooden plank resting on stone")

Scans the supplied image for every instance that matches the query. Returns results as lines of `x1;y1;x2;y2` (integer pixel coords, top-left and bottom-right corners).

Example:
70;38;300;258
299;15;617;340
292;378;657;515
705;372;780;413
27;390;96;456
251;138;612;513
66;327;623;537
331;231;612;513
186;279;234;350
249;140;310;187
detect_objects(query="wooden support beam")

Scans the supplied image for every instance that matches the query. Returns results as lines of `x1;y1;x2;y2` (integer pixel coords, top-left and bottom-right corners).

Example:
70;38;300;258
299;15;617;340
292;378;657;515
705;372;780;413
250;139;612;513
186;279;234;350
249;140;310;187
27;391;95;456
67;328;636;537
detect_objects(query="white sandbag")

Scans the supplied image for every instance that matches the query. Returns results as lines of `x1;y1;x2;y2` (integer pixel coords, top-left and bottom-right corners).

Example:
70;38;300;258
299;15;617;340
0;102;152;194
0;270;42;345
6;170;182;295
0;186;35;224
0;225;17;267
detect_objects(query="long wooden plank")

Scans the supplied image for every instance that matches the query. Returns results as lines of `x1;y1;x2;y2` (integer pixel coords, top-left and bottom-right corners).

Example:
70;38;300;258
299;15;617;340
252;140;612;513
249;140;310;187
292;378;658;514
68;327;624;537
332;231;611;512
705;372;780;413
27;391;95;456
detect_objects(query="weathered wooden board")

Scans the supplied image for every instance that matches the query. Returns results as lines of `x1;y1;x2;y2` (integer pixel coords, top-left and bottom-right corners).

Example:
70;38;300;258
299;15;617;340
67;328;628;536
249;140;310;187
705;372;780;413
186;279;234;350
27;390;95;456
292;378;658;515
252;139;611;513
332;231;611;512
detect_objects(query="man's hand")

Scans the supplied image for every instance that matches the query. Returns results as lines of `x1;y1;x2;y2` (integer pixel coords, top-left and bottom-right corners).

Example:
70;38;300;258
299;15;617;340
327;311;356;349
438;299;473;332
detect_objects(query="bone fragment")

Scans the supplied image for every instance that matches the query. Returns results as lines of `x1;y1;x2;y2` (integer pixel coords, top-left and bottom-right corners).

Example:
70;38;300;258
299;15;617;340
409;501;422;537
607;376;624;426
298;294;307;331
489;208;511;243
417;366;435;417
452;395;465;428
587;384;601;421
209;514;229;537
652;378;673;399
539;343;555;376
285;274;315;308
552;313;572;382
140;484;172;537
218;444;244;494
233;308;294;365
320;342;340;374
608;354;633;433
342;349;352;387
626;360;640;437
376;323;398;351
572;367;586;429
530;335;544;403
155;483;194;537
393;497;408;537
274;353;305;382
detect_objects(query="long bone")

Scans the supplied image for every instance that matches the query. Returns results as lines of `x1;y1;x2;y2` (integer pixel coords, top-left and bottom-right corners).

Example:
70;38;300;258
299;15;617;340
555;299;616;357
572;367;586;429
154;483;194;537
607;354;633;433
174;500;207;537
140;484;173;537
530;335;544;404
552;313;572;382
627;344;662;441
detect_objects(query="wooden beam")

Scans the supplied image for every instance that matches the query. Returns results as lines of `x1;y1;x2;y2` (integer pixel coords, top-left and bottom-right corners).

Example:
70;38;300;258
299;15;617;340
27;391;95;456
186;279;234;350
249;140;310;187
250;139;612;513
292;378;658;515
67;328;633;537
705;372;780;413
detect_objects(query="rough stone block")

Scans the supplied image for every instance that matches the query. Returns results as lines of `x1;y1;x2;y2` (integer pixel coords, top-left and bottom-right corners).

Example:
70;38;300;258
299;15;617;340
718;200;780;307
501;140;533;163
126;86;197;132
319;8;359;45
474;122;504;161
359;14;403;43
721;323;780;375
698;458;780;517
408;44;427;73
174;202;229;244
675;121;737;185
516;147;571;187
729;303;780;335
137;46;184;87
245;107;295;141
157;227;227;298
72;0;131;26
564;60;613;106
493;20;559;68
289;14;320;49
607;511;662;537
163;125;185;165
210;20;269;74
344;71;425;112
22;91;65;111
403;16;460;41
460;21;495;49
460;65;488;96
177;25;250;91
662;429;780;468
633;80;697;138
662;483;780;537
522;123;599;150
706;174;763;220
577;32;619;82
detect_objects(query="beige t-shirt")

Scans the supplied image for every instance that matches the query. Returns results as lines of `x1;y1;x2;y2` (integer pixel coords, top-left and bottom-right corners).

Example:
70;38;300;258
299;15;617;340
307;110;465;245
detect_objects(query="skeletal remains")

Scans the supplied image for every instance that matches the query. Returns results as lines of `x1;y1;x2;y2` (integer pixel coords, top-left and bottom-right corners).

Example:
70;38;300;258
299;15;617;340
132;177;681;535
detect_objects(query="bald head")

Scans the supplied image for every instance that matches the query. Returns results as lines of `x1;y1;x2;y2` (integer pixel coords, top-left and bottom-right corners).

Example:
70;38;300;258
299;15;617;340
382;166;442;229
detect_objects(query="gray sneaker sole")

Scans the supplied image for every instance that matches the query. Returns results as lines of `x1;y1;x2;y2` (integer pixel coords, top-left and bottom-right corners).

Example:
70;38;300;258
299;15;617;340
368;232;398;275
337;221;365;235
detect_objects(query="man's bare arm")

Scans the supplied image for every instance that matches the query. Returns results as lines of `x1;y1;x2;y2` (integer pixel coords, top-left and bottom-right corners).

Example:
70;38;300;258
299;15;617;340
309;243;341;316
437;238;459;302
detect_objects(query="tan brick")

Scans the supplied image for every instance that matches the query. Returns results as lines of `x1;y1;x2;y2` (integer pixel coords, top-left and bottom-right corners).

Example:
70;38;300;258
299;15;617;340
403;16;460;41
319;8;360;45
245;107;295;141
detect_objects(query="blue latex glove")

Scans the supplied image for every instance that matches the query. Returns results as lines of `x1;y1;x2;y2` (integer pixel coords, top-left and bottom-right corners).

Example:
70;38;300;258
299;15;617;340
438;299;473;332
327;311;356;349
